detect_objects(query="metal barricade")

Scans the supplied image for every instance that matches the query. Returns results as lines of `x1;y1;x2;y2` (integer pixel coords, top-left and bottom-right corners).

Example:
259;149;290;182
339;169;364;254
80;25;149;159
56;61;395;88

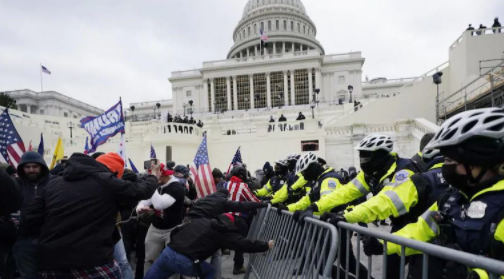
245;206;338;279
335;222;504;279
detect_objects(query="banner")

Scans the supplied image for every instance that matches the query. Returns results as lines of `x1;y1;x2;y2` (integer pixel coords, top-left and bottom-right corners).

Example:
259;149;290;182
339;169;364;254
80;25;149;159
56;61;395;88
80;100;125;153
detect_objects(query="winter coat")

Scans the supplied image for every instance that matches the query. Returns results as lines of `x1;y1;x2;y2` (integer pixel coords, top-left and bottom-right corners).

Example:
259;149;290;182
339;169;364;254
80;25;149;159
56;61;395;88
169;216;269;261
0;168;22;245
184;189;266;221
16;151;51;215
19;153;158;270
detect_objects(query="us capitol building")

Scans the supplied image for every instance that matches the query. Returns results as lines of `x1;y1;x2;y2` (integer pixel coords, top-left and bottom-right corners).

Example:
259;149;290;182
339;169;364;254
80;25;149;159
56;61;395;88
4;0;504;171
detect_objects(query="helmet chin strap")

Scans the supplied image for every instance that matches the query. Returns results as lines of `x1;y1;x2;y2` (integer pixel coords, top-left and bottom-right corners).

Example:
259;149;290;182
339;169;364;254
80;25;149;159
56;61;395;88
463;164;488;184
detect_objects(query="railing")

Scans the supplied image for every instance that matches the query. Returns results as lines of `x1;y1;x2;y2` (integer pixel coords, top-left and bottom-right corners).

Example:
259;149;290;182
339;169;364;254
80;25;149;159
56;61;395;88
170;70;202;79
439;60;504;117
245;206;338;279
129;100;173;108
451;27;504;50
362;77;418;87
203;49;321;68
6;90;104;114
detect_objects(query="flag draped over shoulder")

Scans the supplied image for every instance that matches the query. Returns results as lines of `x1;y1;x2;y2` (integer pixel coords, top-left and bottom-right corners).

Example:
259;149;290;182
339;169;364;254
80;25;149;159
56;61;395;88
0;109;26;167
190;132;216;198
80;100;125;153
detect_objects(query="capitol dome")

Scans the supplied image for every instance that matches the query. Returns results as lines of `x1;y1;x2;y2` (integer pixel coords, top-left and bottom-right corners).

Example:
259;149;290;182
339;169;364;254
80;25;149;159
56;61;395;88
227;0;324;59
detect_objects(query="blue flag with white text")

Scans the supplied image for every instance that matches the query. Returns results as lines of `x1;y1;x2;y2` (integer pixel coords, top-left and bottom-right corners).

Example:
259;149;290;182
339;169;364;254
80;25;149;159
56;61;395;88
80;100;125;153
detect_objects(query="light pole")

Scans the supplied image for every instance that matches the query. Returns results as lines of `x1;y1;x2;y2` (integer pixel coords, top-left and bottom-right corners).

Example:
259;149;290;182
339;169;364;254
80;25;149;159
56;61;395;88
152;106;156;120
156;103;161;120
433;72;443;124
130;105;135;121
314;88;320;107
67;122;75;145
348;85;354;103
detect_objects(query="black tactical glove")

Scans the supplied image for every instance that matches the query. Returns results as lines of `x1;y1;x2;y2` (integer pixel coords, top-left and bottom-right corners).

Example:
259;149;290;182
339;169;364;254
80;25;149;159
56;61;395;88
293;204;318;225
362;237;384;256
320;212;346;226
442;261;479;279
276;203;288;215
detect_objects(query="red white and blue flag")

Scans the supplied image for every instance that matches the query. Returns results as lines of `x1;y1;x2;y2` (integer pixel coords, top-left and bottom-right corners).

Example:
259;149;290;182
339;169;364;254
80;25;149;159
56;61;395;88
190;132;216;198
260;29;269;42
150;143;157;159
0;109;26;167
118;133;127;167
41;65;51;75
226;147;242;174
84;136;90;155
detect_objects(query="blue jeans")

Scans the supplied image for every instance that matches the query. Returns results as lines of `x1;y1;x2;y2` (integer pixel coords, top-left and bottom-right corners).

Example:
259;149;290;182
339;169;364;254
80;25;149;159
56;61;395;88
113;237;133;279
144;247;214;279
12;238;39;279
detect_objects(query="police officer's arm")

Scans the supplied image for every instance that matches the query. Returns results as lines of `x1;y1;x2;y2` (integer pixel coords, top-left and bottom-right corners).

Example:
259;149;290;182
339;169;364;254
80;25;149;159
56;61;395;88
314;172;370;213
344;171;418;224
317;178;343;214
287;194;311;212
255;179;273;197
291;173;307;191
386;202;441;256
270;184;288;204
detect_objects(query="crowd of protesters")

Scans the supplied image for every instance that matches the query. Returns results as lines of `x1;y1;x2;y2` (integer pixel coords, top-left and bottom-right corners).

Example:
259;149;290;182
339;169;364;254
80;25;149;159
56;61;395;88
466;17;501;35
164;113;204;134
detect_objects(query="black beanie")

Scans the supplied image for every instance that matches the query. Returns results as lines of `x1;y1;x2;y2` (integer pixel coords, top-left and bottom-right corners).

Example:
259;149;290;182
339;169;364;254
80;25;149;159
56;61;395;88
441;137;504;168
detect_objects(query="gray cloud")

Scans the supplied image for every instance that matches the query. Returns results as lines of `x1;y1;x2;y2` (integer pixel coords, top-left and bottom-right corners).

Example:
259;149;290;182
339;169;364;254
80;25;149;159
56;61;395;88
0;0;502;109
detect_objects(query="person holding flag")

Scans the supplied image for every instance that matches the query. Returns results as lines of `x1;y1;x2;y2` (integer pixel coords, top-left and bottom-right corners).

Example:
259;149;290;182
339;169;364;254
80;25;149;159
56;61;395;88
190;132;216;198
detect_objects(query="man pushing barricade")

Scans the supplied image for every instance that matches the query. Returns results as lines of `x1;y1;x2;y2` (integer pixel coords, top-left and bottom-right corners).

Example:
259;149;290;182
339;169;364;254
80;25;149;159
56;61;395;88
144;213;274;279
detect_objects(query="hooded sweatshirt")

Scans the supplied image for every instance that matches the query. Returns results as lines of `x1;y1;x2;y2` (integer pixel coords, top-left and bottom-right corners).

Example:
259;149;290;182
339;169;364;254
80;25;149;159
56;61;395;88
19;153;158;270
16;151;51;215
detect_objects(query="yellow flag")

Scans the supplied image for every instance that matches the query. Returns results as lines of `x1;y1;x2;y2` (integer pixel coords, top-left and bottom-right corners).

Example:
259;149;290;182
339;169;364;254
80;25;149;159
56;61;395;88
50;137;64;169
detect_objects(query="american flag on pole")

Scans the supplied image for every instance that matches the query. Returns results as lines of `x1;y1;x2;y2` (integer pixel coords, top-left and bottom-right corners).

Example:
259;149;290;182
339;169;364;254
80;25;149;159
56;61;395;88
41;65;51;75
150;143;157;159
0;109;26;167
226;147;242;174
190;132;216;198
260;28;269;41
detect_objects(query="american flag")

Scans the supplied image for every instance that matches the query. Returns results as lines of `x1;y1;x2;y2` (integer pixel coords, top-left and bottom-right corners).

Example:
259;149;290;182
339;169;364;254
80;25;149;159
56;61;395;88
150;143;157;159
190;132;216;198
118;133;127;167
41;65;51;75
0;109;26;167
84;136;90;155
260;28;269;41
226;147;242;174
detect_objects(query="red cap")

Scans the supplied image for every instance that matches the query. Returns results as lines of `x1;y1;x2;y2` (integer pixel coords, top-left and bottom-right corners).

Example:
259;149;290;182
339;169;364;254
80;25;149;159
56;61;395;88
223;213;235;223
149;163;174;176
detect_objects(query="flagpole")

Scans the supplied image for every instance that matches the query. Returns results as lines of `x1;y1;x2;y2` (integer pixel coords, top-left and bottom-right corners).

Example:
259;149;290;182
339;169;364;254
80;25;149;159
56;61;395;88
39;64;43;92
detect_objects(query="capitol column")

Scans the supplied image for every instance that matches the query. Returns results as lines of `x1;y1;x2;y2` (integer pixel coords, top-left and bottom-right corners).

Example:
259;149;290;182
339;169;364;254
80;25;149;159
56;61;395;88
210;79;215;113
282;42;286;54
308;68;313;97
283;71;289;106
315;68;322;92
249;74;255;109
226;77;232;111
232;76;238;110
203;82;209;112
266;72;272;108
290;70;296;105
255;45;258;56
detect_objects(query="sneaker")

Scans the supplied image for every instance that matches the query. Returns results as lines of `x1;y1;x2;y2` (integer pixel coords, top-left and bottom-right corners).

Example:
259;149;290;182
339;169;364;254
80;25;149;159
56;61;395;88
233;266;246;275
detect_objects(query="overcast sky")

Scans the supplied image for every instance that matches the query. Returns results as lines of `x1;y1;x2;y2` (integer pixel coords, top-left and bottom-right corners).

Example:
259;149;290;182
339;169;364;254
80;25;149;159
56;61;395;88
0;0;502;110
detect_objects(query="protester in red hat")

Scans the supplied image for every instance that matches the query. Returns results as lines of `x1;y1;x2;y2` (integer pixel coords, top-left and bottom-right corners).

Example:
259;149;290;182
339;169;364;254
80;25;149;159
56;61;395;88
19;153;159;279
137;163;188;275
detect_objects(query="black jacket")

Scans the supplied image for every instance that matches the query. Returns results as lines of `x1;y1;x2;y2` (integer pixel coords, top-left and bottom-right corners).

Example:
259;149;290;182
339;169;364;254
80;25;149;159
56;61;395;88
0;168;22;245
184;189;266;221
16;151;51;216
151;177;187;230
19;153;158;270
169;217;269;261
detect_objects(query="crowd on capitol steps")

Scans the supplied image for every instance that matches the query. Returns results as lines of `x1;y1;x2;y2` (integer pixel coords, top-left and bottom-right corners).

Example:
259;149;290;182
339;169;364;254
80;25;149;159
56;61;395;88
1;107;504;279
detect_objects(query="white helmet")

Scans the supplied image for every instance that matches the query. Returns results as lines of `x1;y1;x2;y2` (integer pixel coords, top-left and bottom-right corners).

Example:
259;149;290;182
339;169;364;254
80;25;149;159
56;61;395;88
286;153;300;161
426;108;504;150
296;152;318;173
275;159;289;167
355;134;393;153
422;148;440;160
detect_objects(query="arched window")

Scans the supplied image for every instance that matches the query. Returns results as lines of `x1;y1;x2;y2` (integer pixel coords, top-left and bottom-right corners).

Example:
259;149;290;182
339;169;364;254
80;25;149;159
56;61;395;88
248;26;251;36
291;21;294;31
261;22;264;32
268;21;272;31
239;33;241;40
254;24;257;34
276;20;279;31
243;30;245;38
284;20;287;30
303;25;306;34
297;23;300;32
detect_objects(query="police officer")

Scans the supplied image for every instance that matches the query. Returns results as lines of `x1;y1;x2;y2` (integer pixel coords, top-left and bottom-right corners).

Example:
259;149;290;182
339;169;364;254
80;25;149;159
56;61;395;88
411;133;435;171
323;147;449;279
296;134;421;279
382;108;504;279
254;159;289;199
283;152;371;278
270;154;309;205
